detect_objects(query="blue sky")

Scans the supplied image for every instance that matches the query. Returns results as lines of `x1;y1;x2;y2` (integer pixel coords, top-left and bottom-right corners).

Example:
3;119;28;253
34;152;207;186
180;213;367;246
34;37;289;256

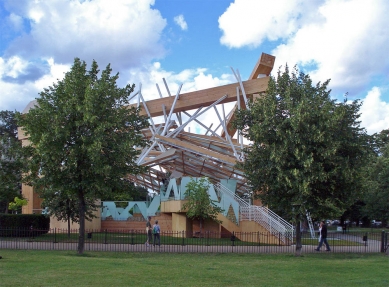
0;0;388;134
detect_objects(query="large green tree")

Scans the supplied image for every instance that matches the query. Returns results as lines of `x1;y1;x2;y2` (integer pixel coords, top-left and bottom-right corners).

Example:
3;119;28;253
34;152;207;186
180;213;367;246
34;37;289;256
363;129;389;227
181;177;223;234
234;66;370;255
19;58;149;254
0;111;24;213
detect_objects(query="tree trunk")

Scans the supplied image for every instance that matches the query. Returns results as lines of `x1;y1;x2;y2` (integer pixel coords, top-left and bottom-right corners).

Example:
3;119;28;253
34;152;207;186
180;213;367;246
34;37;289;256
295;220;302;256
4;201;9;214
67;217;71;238
77;191;86;255
199;218;203;235
67;199;71;238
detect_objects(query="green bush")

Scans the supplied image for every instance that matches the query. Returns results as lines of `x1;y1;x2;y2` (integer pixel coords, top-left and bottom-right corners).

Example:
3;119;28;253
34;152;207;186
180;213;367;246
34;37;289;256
0;214;50;237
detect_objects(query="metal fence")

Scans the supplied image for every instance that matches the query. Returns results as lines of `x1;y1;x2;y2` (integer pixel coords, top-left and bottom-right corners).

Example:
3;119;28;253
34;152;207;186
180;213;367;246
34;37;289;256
0;228;387;254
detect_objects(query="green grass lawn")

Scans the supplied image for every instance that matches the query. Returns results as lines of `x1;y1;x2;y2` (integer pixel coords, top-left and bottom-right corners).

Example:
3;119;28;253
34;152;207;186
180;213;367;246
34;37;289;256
0;250;387;286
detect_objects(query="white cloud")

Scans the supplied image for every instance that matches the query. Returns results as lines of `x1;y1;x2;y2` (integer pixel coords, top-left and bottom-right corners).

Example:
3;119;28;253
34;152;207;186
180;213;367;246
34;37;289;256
8;13;24;31
0;56;28;78
0;51;236;124
219;0;312;48
0;57;70;112
359;87;389;134
5;0;167;71
219;0;389;93
0;0;170;112
174;14;188;31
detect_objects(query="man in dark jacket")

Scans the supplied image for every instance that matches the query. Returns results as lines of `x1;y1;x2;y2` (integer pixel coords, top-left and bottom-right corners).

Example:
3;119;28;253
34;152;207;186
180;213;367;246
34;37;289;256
315;221;331;251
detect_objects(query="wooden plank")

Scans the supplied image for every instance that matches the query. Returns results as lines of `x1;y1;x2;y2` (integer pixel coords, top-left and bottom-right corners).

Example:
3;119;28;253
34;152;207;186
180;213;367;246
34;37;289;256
178;131;241;145
155;135;237;165
129;77;270;117
179;137;237;157
173;157;242;179
249;53;276;79
142;148;178;166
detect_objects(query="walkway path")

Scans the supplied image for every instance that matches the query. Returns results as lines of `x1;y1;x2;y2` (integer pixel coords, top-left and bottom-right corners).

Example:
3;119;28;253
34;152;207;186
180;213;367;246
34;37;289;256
0;240;381;254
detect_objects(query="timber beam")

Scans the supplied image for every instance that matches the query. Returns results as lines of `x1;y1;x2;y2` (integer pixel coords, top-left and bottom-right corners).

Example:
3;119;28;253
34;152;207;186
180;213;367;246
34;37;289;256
129;77;270;117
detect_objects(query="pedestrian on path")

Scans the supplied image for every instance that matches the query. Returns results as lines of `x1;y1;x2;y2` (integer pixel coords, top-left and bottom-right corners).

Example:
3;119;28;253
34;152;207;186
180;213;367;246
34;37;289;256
153;220;161;246
315;221;331;251
342;222;347;234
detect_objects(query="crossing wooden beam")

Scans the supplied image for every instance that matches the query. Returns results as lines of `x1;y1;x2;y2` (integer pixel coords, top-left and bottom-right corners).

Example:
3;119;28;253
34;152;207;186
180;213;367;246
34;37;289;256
130;77;270;117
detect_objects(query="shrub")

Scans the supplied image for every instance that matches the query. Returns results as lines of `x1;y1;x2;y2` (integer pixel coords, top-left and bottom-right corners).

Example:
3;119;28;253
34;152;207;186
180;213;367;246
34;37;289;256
0;214;50;237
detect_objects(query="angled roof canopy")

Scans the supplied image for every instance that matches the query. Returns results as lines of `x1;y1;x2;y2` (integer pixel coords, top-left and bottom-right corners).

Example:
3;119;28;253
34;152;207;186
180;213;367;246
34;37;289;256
128;53;275;195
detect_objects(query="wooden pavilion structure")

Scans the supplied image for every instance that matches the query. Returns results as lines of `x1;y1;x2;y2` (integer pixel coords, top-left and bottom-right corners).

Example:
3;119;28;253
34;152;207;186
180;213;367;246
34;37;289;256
127;53;275;197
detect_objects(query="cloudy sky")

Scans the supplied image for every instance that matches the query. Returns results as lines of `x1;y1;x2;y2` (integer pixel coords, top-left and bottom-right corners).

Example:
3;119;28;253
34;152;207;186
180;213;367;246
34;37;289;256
0;0;388;134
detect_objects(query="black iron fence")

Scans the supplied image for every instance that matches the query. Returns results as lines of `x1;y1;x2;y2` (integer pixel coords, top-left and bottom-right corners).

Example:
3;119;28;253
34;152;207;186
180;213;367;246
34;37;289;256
0;228;387;254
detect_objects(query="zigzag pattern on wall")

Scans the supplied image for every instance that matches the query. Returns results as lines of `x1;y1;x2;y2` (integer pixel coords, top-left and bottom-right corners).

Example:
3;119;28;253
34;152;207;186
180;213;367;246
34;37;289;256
101;177;293;243
102;177;239;222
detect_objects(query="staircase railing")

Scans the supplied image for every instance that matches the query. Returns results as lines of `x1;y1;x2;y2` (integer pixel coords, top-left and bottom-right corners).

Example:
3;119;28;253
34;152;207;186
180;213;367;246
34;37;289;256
306;211;316;239
214;183;294;244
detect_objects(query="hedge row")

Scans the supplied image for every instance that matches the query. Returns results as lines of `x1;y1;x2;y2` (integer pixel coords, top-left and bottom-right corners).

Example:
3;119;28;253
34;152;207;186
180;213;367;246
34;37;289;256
0;214;50;237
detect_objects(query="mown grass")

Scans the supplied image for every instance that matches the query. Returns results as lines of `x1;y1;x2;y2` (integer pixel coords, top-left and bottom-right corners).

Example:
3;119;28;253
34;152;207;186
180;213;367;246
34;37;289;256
0;250;387;287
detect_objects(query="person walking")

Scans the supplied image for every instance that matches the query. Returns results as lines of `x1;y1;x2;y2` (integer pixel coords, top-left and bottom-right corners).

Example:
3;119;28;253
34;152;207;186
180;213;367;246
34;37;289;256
153;220;161;247
315;221;331;251
342;222;347;234
145;216;152;246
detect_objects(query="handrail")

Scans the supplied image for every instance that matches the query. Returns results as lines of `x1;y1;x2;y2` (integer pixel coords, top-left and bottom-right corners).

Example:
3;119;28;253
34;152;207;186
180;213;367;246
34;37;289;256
214;183;294;244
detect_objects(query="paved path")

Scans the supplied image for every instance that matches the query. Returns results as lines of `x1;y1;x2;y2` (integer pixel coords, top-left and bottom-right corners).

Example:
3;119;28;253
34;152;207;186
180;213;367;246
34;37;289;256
334;233;380;244
0;240;382;254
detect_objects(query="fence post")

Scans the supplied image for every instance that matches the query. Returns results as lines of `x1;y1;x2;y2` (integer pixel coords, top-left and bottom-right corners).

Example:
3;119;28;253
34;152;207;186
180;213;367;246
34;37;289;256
182;230;185;246
30;225;34;240
54;228;57;243
231;231;235;247
381;230;385;253
131;230;134;245
362;233;367;250
104;229;108;244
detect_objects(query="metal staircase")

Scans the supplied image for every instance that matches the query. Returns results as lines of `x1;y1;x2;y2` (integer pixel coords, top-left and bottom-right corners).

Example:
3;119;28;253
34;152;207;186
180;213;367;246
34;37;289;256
306;211;316;239
214;183;294;244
